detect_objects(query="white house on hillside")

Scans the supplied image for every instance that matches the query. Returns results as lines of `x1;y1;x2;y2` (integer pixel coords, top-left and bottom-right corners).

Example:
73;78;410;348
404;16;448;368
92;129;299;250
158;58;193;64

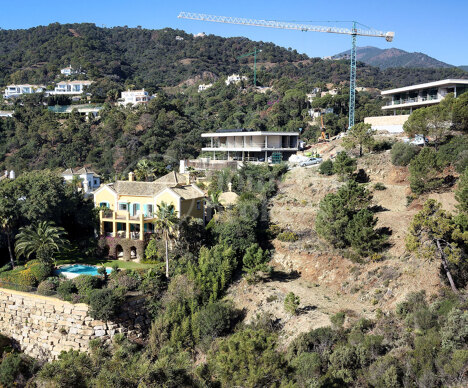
3;84;45;98
118;89;153;106
201;129;299;162
50;80;93;95
60;66;81;76
198;84;213;92
62;167;101;194
225;74;248;86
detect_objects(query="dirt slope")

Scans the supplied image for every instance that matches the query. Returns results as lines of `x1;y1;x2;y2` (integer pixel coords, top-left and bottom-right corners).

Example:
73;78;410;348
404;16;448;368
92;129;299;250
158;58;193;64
226;145;456;345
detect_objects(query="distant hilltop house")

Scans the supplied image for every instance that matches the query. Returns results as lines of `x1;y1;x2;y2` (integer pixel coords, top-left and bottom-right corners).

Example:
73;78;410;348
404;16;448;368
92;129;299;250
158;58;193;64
175;36;184;41
306;88;321;103
3;84;45;99
321;88;339;97
198;83;213;92
0;111;14;118
60;66;82;76
0;170;15;181
225;74;248;86
49;80;93;95
118;89;153;106
193;32;206;38
94;171;205;260
365;78;468;133
62;167;101;194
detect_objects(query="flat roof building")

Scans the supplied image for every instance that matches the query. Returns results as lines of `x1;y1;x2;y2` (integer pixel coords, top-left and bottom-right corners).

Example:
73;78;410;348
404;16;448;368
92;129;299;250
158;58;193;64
381;79;468;114
201;129;299;162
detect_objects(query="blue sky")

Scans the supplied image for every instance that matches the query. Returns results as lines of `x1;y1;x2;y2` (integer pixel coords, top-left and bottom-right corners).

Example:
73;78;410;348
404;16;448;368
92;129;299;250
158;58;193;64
1;0;467;65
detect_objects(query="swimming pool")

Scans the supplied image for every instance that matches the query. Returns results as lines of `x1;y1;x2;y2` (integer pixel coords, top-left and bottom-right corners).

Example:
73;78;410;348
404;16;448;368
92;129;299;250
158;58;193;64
55;264;112;279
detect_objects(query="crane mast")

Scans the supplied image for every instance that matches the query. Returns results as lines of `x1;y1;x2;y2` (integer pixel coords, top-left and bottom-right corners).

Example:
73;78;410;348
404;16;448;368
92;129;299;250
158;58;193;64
178;12;394;129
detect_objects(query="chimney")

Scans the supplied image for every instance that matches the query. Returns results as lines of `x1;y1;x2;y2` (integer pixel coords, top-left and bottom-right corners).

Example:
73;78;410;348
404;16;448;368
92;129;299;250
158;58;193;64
128;171;135;182
179;160;186;174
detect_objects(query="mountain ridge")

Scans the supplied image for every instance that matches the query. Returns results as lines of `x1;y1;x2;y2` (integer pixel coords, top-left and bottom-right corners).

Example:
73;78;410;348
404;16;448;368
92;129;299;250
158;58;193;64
332;46;455;69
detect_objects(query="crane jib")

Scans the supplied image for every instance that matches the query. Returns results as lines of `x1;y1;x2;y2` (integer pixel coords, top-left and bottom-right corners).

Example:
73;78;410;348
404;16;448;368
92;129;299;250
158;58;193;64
178;11;394;129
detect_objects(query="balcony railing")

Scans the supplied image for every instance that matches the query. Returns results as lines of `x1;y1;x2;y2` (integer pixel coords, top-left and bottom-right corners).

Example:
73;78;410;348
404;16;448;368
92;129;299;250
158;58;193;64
386;96;441;106
204;142;296;150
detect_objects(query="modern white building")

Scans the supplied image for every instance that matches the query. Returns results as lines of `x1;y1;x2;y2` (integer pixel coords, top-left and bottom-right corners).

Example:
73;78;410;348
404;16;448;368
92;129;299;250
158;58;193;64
193;32;206;38
225;74;248;86
198;83;213;92
3;84;45;98
363;79;468;133
381;79;468;114
321;88;339;97
60;66;81;76
201;129;299;161
118;89;153;106
0;111;14;118
62;167;101;193
175;36;184;41
50;80;93;95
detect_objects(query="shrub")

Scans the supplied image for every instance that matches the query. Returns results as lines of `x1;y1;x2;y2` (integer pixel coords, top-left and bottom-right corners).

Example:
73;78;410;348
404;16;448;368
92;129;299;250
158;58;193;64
319;159;334;175
193;301;235;347
436;136;468;173
57;280;77;301
108;272;140;291
28;262;53;283
374;182;386;191
330;311;346;328
207;329;288;387
291;352;322;386
88;288;123;321
284;292;300;315
371;139;394;152
37;280;57;296
73;275;100;302
242;243;270;282
0;353;34;387
15;269;37;290
144;238;163;263
409;147;443;194
391;142;419;166
455;167;468;213
333;152;357;178
329;345;358;383
345;209;387;256
277;231;299;242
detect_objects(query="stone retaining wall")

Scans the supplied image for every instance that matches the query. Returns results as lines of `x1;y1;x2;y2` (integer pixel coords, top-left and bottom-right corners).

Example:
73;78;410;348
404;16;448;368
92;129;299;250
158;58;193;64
0;288;151;360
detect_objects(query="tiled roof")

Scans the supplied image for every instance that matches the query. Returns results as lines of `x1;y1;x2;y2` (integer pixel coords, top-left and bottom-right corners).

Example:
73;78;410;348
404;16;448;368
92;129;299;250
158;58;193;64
113;181;167;196
170;185;205;200
155;171;188;185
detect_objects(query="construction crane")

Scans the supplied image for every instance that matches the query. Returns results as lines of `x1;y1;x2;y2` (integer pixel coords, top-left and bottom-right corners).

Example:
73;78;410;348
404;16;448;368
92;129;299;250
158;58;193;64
178;12;394;130
237;47;261;87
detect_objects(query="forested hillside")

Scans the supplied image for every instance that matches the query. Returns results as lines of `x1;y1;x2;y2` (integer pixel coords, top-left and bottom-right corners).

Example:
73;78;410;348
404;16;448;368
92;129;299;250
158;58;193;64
0;23;466;89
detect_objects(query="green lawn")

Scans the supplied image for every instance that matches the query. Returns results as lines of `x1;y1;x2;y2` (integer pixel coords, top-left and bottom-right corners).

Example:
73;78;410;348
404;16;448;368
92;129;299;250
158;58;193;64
56;257;157;270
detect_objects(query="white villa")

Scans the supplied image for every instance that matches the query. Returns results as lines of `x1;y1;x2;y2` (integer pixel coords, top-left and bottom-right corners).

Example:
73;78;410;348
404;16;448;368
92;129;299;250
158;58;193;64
225;74;248;86
62;167;101;194
381;79;468;114
364;79;468;133
201;129;299;161
118;89;153;106
198;84;213;92
60;66;81;76
50;80;93;95
3;84;45;98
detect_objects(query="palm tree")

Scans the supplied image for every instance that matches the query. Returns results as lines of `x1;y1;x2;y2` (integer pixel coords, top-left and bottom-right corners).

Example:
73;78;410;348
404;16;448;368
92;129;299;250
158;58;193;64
15;221;68;265
135;159;154;182
153;202;178;278
207;190;221;215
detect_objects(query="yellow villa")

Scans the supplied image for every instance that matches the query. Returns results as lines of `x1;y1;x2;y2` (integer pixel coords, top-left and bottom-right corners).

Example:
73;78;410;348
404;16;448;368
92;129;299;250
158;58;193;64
93;171;205;261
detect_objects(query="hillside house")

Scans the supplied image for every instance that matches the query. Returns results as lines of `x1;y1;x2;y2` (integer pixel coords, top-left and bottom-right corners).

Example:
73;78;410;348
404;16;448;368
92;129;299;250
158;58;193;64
62;167;101;194
60;66;81;76
118;89;153;106
50;80;93;95
365;79;468;133
94;171;205;260
3;84;45;98
201;129;299;162
225;74;248;86
198;84;213;92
